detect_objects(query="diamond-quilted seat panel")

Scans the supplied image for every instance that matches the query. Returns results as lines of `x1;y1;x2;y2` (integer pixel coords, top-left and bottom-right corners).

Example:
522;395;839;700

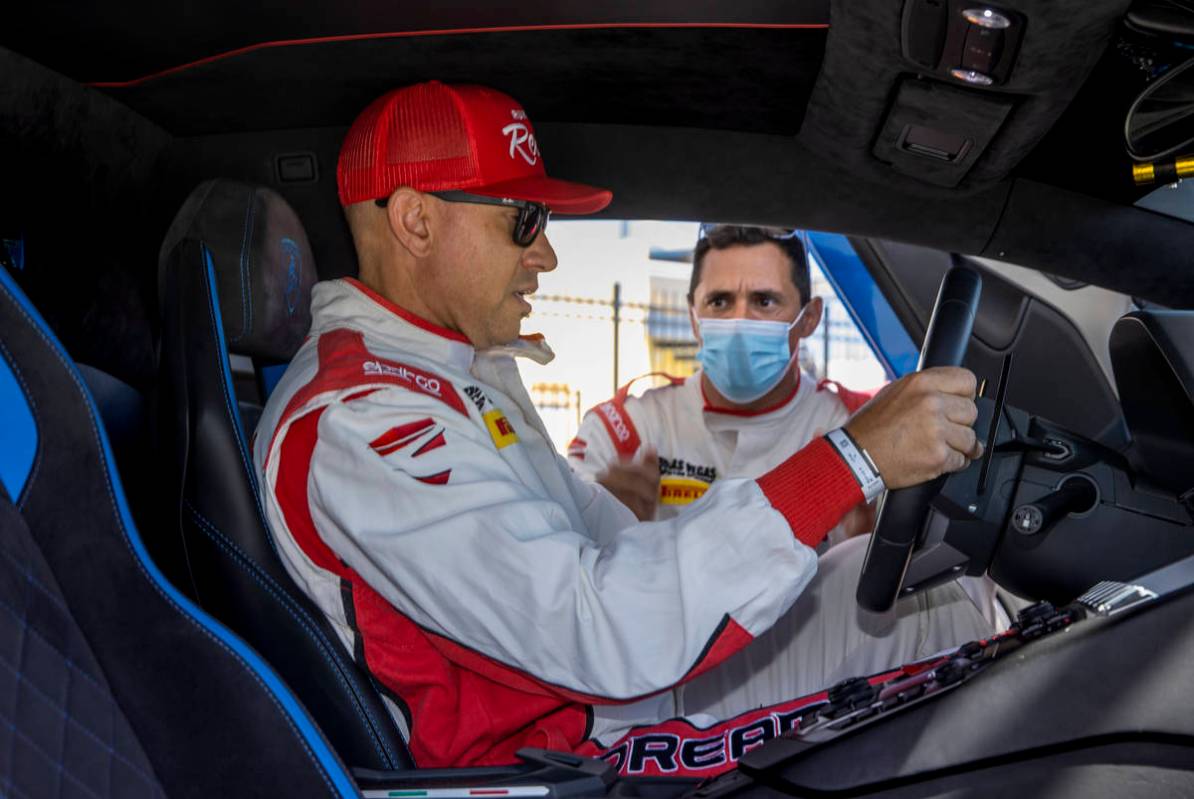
0;496;164;799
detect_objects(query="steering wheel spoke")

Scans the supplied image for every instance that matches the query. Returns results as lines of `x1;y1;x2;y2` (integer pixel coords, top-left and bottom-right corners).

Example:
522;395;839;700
856;260;982;612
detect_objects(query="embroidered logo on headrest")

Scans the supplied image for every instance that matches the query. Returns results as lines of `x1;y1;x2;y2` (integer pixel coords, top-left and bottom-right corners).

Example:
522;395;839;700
281;237;302;316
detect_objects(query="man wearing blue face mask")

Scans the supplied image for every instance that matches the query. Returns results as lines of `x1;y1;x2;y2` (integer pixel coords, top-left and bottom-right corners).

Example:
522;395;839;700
570;225;872;539
569;225;1008;629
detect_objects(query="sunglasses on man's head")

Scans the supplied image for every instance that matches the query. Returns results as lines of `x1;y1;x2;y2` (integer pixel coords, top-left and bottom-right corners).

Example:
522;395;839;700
697;223;799;241
375;191;551;248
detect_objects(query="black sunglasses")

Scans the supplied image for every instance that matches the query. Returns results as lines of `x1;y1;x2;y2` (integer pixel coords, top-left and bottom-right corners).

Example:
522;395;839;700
375;191;550;247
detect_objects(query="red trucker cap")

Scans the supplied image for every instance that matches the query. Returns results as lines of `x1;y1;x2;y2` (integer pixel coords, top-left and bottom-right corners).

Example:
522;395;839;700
337;81;613;214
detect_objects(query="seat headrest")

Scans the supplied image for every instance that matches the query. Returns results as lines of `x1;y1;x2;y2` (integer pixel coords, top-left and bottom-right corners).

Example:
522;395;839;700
1109;309;1194;493
160;180;318;362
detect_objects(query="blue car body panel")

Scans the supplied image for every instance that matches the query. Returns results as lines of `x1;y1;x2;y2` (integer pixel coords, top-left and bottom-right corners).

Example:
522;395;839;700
802;231;918;380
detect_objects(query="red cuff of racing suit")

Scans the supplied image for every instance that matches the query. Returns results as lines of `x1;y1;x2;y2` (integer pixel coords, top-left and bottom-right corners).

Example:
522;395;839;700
756;437;864;549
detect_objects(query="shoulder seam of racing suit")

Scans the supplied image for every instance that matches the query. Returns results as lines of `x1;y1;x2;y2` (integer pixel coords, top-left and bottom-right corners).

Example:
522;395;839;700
585;371;687;458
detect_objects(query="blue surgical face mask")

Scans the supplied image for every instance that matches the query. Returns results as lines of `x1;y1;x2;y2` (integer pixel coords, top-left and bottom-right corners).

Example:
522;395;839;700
695;315;800;404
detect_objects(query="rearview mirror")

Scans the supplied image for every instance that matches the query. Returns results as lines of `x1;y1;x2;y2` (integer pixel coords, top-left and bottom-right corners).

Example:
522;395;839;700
1126;57;1194;161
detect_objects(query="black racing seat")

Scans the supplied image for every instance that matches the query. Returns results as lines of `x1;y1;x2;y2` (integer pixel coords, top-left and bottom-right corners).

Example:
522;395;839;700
0;264;359;798
76;362;155;527
156;180;411;770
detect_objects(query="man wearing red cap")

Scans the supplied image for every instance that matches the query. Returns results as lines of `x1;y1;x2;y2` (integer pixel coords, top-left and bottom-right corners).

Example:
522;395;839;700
253;81;991;777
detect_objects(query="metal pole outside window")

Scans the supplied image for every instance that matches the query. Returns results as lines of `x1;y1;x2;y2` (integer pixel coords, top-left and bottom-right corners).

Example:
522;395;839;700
612;282;622;393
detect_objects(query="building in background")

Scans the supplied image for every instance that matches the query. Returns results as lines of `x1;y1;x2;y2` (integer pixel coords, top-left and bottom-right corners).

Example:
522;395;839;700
522;221;888;453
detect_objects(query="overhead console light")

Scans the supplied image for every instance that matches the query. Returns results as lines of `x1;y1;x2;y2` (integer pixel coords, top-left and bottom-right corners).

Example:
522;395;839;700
950;68;994;85
962;8;1012;29
902;0;1025;86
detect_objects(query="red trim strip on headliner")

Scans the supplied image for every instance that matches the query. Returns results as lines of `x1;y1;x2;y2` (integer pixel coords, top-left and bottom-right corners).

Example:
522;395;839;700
88;22;830;88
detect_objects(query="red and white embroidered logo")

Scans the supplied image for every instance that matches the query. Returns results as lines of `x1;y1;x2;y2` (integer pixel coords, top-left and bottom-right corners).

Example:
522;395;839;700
364;360;444;396
502;110;539;165
598;402;631;444
370;418;436;456
369;419;452;483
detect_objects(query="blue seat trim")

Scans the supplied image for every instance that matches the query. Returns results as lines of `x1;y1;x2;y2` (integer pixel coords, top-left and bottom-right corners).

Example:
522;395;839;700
203;246;264;499
199;245;402;768
260;363;288;400
183;499;401;768
0;344;37;502
0;264;359;799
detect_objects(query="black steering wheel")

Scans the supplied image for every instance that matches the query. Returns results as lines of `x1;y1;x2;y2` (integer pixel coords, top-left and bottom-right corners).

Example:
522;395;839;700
856;261;983;613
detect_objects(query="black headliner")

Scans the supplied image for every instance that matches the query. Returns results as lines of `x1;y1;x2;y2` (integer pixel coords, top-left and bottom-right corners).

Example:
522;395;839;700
4;0;1194;335
88;28;829;137
7;1;829;85
2;0;1141;196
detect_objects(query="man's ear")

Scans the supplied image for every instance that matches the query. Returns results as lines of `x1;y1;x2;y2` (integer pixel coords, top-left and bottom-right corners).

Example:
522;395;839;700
689;304;703;345
385;187;434;258
793;296;823;341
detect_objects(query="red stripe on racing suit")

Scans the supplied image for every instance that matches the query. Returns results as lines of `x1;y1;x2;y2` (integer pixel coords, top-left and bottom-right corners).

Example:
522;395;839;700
260;295;863;769
266;330;828;766
591;372;686;458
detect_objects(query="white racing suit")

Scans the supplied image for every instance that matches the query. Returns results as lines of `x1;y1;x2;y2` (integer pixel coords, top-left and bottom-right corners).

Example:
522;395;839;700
569;371;1010;631
254;277;993;777
568;370;863;546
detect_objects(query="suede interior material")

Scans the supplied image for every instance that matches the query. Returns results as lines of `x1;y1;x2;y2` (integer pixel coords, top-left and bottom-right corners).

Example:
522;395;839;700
167;119;1194;308
982;179;1194;306
872;79;1015;188
0;272;352;797
10;0;832;85
0;489;164;798
100;28;828;137
799;0;1131;194
0;47;173;389
160;179;317;362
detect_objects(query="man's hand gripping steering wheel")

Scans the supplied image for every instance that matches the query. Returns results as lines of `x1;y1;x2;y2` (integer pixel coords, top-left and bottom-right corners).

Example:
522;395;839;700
847;264;984;612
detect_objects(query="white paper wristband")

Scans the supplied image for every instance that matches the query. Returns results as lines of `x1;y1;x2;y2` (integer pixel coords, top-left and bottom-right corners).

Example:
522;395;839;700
824;428;886;503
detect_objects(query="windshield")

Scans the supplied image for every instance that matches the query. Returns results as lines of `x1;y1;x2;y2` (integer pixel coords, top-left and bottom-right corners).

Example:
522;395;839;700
1135;177;1194;224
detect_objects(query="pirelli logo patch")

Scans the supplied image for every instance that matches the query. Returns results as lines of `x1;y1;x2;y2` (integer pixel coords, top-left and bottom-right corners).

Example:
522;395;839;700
659;477;711;506
483;409;520;449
